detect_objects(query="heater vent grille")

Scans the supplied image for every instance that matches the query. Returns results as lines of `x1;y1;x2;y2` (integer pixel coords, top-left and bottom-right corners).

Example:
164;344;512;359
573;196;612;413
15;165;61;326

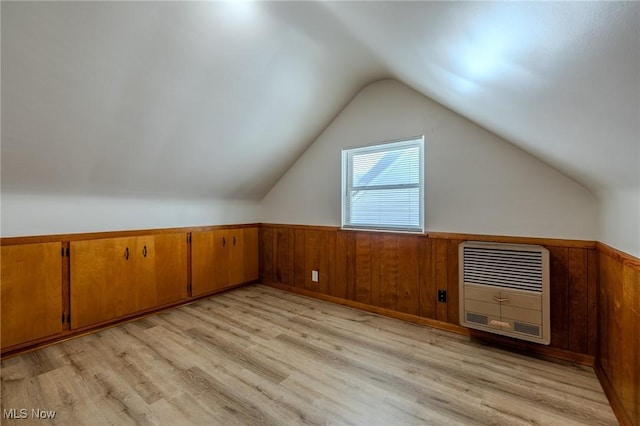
463;247;543;292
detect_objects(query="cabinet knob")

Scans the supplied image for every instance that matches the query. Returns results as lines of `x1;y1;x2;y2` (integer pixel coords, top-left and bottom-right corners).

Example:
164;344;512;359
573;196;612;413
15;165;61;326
124;247;129;260
142;245;147;257
222;237;226;247
233;236;236;246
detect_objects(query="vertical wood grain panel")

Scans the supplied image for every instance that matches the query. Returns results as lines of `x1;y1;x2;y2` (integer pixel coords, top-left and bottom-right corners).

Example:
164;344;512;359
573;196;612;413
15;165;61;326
345;232;357;301
419;238;436;319
378;234;398;310
447;239;461;325
1;243;63;348
275;228;294;285
243;227;259;283
434;239;449;322
598;254;613;373
334;231;348;299
609;257;623;398
396;236;420;316
549;247;569;350
149;233;188;306
370;234;382;307
587;249;598;356
259;227;274;283
597;249;639;426
567;248;588;354
293;229;306;288
621;264;638;423
212;230;231;289
636;266;640;426
355;233;372;304
304;230;320;291
323;231;336;297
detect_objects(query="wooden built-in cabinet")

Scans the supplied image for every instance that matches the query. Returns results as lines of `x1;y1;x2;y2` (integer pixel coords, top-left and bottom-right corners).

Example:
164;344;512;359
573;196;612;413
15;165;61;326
191;227;258;297
70;233;188;329
1;243;63;348
1;224;259;355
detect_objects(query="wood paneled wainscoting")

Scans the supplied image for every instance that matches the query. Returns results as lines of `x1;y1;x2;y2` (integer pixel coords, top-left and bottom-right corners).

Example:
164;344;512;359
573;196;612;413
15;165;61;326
597;243;640;426
260;224;598;363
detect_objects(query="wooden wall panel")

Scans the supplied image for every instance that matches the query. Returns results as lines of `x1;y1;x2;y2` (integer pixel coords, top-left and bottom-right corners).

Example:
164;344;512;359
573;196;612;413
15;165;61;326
345;232;356;301
587;249;598;356
334;232;348;299
597;247;639;426
549;247;569;350
259;227;274;283
433;239;449;322
567;248;589;354
274;228;294;285
621;266;637;425
446;239;461;325
419;238;436;319
293;229;306;289
354;233;372;304
378;235;398;310
396;236;420;316
304;230;320;291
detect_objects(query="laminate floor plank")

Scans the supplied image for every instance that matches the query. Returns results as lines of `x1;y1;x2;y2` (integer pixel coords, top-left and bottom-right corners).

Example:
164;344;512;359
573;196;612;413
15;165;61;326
1;284;616;425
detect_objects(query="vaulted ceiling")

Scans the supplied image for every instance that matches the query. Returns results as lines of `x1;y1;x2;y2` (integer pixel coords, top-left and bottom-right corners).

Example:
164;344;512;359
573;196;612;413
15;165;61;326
2;1;638;200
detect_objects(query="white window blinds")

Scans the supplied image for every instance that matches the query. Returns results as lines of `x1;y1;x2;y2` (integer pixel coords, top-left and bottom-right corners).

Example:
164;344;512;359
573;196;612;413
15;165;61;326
342;136;424;232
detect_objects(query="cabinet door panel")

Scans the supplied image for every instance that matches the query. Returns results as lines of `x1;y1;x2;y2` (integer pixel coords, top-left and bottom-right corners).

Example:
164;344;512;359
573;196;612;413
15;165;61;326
1;243;63;348
243;227;259;282
135;235;157;311
212;229;231;289
151;233;188;305
191;231;215;296
228;230;244;286
70;237;136;329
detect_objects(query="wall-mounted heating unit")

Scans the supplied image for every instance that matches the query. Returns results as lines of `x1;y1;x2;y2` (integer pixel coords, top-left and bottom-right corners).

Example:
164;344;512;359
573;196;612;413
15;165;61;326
459;241;550;345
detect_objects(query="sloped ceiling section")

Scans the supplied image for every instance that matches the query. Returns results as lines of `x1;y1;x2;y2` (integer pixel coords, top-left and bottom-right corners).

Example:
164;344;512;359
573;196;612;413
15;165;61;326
323;1;639;192
1;2;385;198
2;1;638;202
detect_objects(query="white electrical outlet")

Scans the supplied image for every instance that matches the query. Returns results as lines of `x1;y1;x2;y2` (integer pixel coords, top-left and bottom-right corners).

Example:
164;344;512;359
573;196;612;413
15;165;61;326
311;270;319;282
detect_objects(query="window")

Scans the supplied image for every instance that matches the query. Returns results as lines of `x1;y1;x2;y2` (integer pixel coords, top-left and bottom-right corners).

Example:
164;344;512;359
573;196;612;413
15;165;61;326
342;136;424;232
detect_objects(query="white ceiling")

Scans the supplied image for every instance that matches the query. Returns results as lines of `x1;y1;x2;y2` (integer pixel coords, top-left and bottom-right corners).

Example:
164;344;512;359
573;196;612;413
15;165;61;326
2;1;638;200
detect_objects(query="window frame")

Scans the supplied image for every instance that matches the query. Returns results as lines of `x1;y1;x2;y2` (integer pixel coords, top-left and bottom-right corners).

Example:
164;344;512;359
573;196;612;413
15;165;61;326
341;136;425;233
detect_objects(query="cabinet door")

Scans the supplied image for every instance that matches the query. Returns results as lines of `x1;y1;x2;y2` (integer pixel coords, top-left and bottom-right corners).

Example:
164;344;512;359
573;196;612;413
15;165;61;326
1;243;63;348
70;237;136;329
228;229;244;286
140;233;188;307
135;235;157;311
211;229;230;290
242;227;259;282
192;230;232;296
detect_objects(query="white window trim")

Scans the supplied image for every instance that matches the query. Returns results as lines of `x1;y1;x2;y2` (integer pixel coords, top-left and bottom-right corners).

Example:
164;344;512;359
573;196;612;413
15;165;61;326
341;136;425;233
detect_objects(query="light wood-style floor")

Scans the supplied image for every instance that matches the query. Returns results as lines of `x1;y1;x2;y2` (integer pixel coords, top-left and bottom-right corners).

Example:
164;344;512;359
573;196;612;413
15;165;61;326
1;284;617;426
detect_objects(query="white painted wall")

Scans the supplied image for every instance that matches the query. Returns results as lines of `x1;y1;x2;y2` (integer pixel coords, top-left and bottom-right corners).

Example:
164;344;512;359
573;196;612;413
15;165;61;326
598;189;640;257
0;192;260;237
261;79;598;241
